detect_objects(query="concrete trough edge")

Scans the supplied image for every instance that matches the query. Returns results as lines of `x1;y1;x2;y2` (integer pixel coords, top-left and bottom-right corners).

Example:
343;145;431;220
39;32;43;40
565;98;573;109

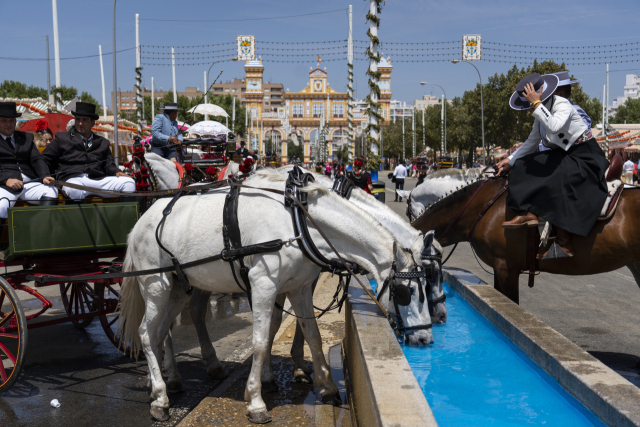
444;270;640;427
343;276;438;427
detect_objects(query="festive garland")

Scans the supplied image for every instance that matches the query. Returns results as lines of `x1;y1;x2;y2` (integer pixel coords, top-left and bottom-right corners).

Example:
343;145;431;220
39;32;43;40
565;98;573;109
364;0;385;169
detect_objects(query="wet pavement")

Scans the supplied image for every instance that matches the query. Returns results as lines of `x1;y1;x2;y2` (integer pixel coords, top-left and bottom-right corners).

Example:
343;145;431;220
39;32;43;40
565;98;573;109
0;290;254;427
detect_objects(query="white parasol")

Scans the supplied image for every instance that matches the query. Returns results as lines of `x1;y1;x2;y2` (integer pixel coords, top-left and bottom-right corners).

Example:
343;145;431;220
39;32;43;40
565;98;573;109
187;104;229;118
188;120;231;136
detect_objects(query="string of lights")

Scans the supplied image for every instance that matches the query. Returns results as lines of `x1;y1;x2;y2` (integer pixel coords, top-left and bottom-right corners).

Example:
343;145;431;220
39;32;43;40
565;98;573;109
484;40;640;49
484;53;640;61
484;46;640;55
141;58;348;66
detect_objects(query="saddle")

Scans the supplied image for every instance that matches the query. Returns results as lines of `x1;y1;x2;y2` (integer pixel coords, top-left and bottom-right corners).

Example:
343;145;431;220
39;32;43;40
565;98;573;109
599;153;624;220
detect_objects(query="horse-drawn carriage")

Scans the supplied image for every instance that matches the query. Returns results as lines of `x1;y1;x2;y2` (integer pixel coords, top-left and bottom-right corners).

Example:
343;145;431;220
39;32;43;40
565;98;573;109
0;136;235;393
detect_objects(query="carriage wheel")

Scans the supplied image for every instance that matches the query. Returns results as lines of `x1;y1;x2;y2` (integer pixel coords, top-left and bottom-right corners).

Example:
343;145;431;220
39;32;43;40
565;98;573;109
96;282;142;357
59;282;97;329
0;278;28;393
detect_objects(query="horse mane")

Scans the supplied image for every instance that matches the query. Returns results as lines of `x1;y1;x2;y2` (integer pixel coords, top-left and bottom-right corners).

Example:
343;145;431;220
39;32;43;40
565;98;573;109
425;167;485;182
412;178;486;223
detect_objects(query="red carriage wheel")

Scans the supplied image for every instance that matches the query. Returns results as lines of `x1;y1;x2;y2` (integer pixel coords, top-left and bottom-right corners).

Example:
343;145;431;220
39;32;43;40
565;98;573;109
59;282;98;328
0;278;27;393
96;282;142;357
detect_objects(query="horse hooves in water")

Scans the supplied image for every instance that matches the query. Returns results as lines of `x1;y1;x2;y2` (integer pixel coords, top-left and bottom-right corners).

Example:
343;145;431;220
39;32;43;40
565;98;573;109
166;380;184;394
207;364;227;380
321;392;342;406
247;410;272;424
150;406;170;421
261;380;279;393
292;368;312;384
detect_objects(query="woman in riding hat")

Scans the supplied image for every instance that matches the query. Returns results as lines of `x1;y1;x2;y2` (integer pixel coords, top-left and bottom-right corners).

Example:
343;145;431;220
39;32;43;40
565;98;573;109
496;73;609;257
348;156;375;194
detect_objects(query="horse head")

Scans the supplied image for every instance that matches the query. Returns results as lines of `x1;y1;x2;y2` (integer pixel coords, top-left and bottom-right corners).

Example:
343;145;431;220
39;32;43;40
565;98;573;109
420;230;446;323
390;243;434;345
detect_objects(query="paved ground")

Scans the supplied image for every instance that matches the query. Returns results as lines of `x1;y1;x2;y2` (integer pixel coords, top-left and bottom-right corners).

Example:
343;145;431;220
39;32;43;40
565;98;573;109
0;286;255;427
379;171;640;388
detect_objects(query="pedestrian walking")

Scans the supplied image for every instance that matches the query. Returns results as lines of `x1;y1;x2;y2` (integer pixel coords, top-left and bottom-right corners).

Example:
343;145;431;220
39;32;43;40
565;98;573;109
393;159;407;202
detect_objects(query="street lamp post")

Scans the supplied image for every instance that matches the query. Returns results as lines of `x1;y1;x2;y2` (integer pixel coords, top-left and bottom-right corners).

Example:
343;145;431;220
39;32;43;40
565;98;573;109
203;57;238;121
420;82;447;161
452;59;485;166
113;0;118;166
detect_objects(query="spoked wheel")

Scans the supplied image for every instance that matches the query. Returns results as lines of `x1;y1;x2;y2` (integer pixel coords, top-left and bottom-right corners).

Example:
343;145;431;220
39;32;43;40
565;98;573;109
59;282;98;328
0;278;27;393
96;282;142;358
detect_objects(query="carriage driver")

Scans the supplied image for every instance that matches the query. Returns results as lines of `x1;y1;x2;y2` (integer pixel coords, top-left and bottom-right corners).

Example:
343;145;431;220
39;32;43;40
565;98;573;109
42;102;136;201
0;102;58;222
496;73;609;258
150;102;183;160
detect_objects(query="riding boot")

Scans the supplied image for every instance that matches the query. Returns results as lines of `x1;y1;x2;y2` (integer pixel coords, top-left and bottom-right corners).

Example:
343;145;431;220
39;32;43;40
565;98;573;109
39;196;58;206
502;211;539;229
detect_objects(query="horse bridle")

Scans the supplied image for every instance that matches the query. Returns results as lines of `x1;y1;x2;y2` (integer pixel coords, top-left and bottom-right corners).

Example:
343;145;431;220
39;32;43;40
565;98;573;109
376;248;445;336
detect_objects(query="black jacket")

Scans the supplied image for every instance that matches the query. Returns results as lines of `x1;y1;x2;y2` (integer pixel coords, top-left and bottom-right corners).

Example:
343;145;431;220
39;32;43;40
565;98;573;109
0;131;51;194
42;130;120;182
236;147;249;158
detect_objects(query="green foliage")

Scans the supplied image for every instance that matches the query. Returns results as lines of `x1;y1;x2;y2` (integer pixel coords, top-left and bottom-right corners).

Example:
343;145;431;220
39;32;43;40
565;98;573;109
52;85;80;104
0;80;48;99
611;97;640;124
334;144;349;163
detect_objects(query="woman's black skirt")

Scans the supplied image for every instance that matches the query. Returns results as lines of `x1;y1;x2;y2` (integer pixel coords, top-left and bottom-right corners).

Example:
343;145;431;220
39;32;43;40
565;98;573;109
507;138;609;237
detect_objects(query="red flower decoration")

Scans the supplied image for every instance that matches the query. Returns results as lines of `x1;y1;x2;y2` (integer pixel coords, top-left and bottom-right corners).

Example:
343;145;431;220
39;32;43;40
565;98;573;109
205;166;218;176
35;119;49;132
184;163;194;175
239;158;254;174
354;160;362;168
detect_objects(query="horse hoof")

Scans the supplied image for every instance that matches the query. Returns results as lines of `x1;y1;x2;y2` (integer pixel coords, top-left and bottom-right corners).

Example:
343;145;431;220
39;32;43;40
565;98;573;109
261;380;279;393
247;410;272;424
321;393;342;406
166;380;184;394
150;406;170;421
207;365;227;380
293;368;312;384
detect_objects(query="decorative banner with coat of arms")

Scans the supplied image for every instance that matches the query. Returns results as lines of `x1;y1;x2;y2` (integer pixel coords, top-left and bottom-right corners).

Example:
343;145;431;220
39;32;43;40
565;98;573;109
462;35;481;61
237;35;255;61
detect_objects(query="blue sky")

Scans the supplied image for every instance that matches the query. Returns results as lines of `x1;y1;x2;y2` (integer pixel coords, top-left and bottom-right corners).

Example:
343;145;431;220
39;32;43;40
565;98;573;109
3;0;639;111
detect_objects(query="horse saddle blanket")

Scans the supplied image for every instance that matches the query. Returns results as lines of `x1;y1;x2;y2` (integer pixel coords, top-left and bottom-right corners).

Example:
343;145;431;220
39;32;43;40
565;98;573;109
598;179;623;221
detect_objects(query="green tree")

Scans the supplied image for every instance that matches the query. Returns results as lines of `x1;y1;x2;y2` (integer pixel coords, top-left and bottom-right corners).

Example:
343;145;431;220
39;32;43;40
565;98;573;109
0;80;47;99
52;84;80;104
611;97;640;124
287;140;303;160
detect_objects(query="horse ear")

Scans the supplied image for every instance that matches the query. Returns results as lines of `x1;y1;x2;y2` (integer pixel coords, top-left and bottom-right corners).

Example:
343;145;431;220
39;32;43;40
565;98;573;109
396;190;411;199
423;230;435;249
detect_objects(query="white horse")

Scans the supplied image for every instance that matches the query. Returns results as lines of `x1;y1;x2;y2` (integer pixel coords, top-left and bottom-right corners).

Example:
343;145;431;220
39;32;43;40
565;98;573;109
117;170;431;422
142;159;444;386
397;167;488;222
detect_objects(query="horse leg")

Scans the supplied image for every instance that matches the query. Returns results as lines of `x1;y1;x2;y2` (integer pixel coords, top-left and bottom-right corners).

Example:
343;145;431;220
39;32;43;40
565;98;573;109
493;261;520;304
159;284;190;394
260;293;286;393
626;263;640;289
139;275;174;421
290;276;319;384
286;286;340;405
244;277;278;424
189;288;226;379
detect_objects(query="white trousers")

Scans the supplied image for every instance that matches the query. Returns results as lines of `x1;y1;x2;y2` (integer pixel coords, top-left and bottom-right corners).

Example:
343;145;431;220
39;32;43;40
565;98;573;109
64;174;136;200
0;174;59;218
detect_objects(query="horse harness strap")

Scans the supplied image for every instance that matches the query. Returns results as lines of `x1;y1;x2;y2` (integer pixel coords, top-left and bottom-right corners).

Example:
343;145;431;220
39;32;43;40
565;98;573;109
467;180;508;239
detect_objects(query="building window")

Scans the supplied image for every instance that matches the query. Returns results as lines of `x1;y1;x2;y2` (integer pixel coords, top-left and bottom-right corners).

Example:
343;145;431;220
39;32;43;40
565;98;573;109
292;104;304;118
264;102;269;106
312;103;324;117
332;103;344;117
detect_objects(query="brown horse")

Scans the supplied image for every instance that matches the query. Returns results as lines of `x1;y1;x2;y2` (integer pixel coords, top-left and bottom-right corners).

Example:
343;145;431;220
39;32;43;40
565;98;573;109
411;176;640;304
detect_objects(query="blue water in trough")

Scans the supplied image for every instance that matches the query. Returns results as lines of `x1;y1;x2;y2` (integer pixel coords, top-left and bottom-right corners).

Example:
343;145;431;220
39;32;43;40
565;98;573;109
370;280;606;427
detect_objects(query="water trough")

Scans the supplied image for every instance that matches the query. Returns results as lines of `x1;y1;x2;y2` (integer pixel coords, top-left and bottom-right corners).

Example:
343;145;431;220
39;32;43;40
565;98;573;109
342;269;640;426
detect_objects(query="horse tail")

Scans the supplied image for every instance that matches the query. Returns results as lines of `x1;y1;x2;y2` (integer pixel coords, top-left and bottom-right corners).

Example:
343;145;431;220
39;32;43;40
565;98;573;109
117;246;145;359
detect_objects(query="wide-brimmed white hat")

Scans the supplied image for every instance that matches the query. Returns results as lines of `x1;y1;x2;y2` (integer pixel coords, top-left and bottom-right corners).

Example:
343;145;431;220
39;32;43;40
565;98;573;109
546;71;582;86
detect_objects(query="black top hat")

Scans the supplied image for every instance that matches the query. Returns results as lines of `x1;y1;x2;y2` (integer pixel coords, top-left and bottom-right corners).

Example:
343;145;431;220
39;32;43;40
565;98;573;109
509;73;559;111
0;102;22;118
71;101;99;120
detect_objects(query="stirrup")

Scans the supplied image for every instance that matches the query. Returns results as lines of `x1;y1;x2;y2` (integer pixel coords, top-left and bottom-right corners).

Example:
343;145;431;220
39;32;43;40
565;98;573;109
542;242;573;260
